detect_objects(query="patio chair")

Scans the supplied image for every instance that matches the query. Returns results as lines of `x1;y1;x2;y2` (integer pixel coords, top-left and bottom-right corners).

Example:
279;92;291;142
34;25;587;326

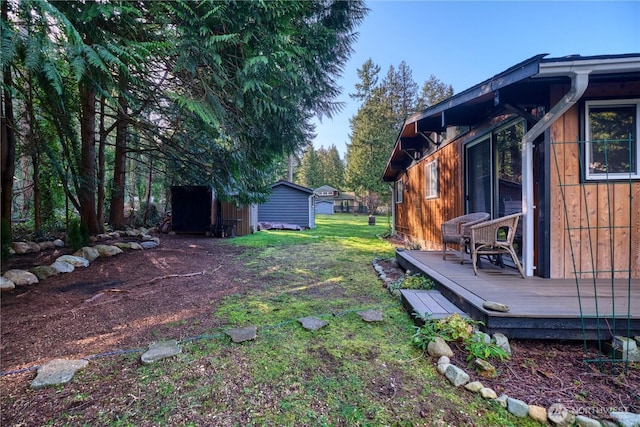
469;213;525;278
441;212;490;263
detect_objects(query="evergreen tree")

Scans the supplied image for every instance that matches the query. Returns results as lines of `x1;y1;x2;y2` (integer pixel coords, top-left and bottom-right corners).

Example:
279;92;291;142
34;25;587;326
416;74;454;112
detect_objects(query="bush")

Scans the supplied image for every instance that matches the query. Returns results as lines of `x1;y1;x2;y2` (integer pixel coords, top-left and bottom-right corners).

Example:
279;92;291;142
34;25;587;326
67;218;89;251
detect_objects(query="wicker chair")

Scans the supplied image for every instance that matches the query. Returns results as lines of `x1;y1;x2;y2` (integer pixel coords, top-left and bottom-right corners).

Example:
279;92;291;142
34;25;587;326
441;212;490;263
469;213;525;278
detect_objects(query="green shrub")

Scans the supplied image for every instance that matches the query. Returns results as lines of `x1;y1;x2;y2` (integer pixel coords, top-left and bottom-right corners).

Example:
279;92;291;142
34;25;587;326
67;218;89;251
411;314;508;362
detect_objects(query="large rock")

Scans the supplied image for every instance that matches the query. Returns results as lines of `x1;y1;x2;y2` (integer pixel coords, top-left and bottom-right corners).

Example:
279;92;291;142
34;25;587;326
30;265;60;280
548;403;576;426
30;359;89;389
427;337;454;358
528;405;547;424
113;242;143;251
94;244;123;257
39;241;56;250
140;340;182;365
297;316;329;331
507;397;529;418
3;269;39;286
444;364;469;387
140;241;159;250
1;277;16;292
73;246;100;262
56;255;89;268
493;333;512;356
50;261;75;273
610;412;640;427
357;309;383;322
27;241;41;252
226;326;257;343
53;239;65;247
11;242;31;254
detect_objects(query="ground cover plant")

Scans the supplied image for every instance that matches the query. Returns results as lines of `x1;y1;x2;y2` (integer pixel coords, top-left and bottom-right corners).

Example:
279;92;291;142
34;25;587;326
1;214;635;425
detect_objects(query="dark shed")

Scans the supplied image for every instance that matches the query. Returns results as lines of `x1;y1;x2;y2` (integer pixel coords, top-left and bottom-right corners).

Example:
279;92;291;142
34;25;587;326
170;186;213;233
258;180;315;229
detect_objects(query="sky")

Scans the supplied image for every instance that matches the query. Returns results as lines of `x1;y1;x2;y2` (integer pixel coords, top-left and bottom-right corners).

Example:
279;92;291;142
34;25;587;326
312;1;640;158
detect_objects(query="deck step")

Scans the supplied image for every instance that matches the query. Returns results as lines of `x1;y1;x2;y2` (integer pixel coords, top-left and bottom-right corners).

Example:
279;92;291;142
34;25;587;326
400;289;469;321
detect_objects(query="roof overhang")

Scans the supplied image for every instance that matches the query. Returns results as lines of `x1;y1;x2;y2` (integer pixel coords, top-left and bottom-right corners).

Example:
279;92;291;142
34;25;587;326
382;53;640;182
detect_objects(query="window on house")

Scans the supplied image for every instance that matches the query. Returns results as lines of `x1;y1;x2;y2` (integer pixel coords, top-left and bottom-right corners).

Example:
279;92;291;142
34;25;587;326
425;160;439;199
585;100;639;180
395;179;403;203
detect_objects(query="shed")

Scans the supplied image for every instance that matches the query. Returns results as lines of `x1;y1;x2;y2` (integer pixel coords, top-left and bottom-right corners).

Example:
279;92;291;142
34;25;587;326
171;186;213;233
315;200;334;215
170;186;257;236
258;180;315;229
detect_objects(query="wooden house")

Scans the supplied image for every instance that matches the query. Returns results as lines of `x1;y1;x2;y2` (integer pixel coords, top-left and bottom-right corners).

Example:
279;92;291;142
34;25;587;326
383;54;640;279
313;185;359;214
258;180;316;229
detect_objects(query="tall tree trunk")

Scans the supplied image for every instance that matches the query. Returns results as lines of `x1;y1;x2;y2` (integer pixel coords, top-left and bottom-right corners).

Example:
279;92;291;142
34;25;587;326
1;0;16;234
142;156;153;225
97;97;106;227
26;75;41;232
78;81;101;234
109;75;128;230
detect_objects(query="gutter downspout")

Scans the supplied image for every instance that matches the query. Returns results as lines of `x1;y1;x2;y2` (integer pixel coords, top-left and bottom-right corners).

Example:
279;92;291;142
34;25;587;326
521;70;590;276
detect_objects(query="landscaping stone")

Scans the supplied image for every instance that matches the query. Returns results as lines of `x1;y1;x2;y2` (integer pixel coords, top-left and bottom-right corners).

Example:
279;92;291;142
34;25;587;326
94;244;124;257
73;246;100;262
473;331;491;344
39;241;56;250
444;364;469;387
56;255;90;268
53;239;65;247
575;415;604;427
528;405;547;424
494;394;508;408
27;241;41;252
610;412;640;427
548;403;576;426
436;363;450;375
357;309;383;322
227;326;257;343
297;316;328;331
613;336;640;362
427;337;454;358
437;356;450;365
482;301;510;312
3;269;39;286
474;358;497;378
506;397;529;418
140;340;181;364
11;242;31;254
479;387;497;399
140;241;159;250
493;333;512;356
29;265;60;280
464;381;484;392
50;260;75;273
1;277;16;292
30;359;89;389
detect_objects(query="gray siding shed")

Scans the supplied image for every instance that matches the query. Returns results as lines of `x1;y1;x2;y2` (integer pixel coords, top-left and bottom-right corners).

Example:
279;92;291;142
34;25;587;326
258;180;315;229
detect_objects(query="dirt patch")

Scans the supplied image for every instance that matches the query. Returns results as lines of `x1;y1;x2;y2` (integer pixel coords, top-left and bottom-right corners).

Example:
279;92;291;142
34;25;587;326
1;234;638;423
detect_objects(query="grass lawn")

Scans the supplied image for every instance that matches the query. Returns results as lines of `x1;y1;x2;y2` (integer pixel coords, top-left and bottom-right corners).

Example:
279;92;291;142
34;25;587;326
8;214;539;426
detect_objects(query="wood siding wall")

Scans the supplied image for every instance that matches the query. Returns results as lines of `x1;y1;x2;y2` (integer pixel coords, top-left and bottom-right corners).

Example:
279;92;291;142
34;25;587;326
258;185;312;228
549;81;640;279
395;141;464;249
218;201;252;236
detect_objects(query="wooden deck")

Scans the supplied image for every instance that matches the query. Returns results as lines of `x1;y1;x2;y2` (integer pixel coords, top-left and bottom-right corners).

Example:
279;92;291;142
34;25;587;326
396;249;640;340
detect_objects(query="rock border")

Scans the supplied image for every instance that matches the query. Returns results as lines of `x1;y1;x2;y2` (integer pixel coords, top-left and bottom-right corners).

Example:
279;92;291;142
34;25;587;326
2;228;161;292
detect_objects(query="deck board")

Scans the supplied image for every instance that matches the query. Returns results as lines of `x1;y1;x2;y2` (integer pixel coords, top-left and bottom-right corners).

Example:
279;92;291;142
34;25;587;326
396;249;640;340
